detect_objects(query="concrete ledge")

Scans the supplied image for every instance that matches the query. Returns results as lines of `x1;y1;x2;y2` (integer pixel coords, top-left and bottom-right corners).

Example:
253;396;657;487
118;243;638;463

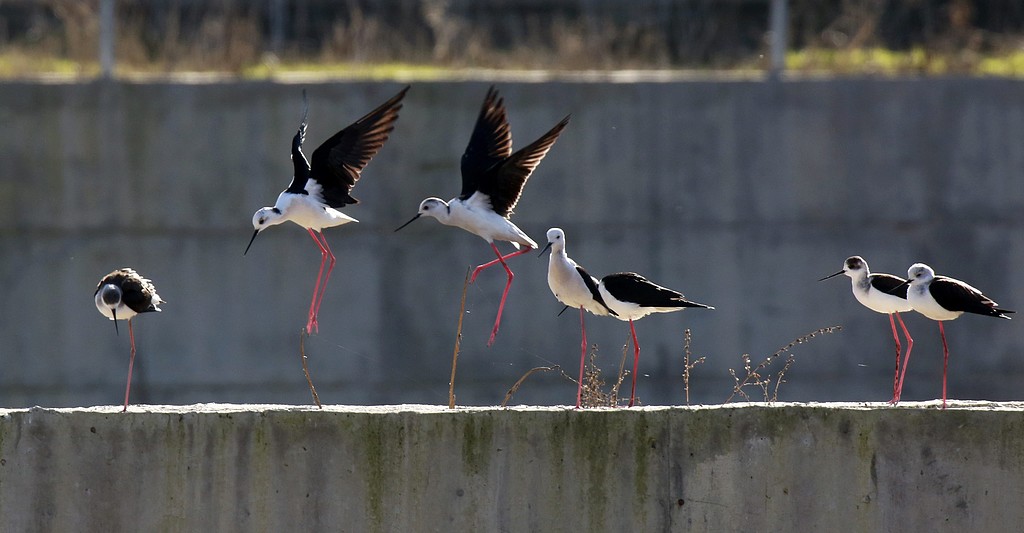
3;402;1024;532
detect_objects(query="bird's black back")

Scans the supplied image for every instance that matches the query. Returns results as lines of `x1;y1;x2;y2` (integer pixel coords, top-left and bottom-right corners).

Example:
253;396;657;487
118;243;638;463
930;277;1014;318
602;272;712;309
95;268;162;314
870;273;909;299
576;265;616;315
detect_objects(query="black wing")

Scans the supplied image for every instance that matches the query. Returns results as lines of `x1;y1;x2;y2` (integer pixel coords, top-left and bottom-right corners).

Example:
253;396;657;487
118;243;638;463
294;86;409;208
285;90;312;195
930;277;1014;318
870;273;908;299
460;86;513;200
577;265;616;316
101;268;162;314
478;115;570;217
602;272;713;309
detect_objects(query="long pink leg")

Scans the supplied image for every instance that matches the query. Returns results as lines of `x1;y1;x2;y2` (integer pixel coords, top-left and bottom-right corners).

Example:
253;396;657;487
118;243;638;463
628;319;641;407
476;243;534;347
887;313;902;403
939;321;949;410
576;306;586;409
122;319;136;412
470;244;533;283
305;229;331;334
311;231;337;321
891;312;914;404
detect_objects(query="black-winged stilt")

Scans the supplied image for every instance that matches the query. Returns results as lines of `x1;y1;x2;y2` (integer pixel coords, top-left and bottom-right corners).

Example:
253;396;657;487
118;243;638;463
539;228;616;408
597;272;714;407
820;255;914;404
395;85;569;347
246;86;408;334
94;268;164;412
899;262;1013;409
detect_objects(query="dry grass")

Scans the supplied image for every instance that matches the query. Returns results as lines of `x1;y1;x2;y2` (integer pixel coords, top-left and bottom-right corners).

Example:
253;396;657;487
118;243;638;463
578;342;631;408
681;328;706;406
727;326;842;404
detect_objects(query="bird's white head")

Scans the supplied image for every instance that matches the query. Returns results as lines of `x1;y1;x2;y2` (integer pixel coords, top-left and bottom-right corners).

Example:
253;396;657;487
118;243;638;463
543;227;567;254
394;197;450;232
416;198;450;220
95;284;122;319
251;206;285;232
245;207;285;255
907;263;935;284
842;256;868;279
819;255;868;282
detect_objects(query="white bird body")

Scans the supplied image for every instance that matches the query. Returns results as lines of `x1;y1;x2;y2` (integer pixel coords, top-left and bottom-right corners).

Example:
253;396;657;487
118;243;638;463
905;263;1012;321
823;256;913;315
908;282;965;321
600;293;678;321
543;228;610;315
851;274;913;315
256;188;359;233
417;194;536;249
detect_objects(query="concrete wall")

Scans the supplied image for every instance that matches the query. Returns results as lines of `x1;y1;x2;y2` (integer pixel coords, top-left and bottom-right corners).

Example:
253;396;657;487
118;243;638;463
0;79;1022;408
2;403;1024;532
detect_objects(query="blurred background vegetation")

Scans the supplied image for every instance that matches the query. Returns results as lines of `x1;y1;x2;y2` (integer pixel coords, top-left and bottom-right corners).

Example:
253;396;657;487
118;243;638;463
1;0;1023;77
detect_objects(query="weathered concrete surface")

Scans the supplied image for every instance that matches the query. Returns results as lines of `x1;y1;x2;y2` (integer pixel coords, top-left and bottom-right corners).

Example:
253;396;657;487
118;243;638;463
2;402;1023;532
0;79;1022;408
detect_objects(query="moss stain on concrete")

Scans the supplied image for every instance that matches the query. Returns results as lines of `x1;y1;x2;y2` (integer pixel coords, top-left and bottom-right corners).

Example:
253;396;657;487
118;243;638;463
569;411;623;530
460;413;495;476
362;414;388;533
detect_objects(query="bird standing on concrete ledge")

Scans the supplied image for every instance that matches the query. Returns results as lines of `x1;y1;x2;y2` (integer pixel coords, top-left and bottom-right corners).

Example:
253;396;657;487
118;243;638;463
540;227;616;408
598;272;714;407
820;256;914;404
94;268;164;412
900;262;1013;409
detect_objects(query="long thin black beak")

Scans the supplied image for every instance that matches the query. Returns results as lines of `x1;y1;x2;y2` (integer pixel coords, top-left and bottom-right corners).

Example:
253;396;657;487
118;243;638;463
244;229;260;255
818;270;845;282
556;305;570;317
889;279;911;294
394;213;421;232
112;308;119;336
538;242;553;257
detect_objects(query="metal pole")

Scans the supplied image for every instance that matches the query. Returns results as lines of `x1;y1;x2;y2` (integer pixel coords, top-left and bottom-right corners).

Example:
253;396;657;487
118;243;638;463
270;0;286;56
769;0;787;79
99;0;115;78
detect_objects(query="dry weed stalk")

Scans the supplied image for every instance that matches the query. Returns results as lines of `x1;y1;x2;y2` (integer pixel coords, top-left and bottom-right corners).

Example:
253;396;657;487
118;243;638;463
612;339;633;406
727;325;842;403
500;365;567;408
681;328;706;405
299;328;322;409
449;267;471;409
